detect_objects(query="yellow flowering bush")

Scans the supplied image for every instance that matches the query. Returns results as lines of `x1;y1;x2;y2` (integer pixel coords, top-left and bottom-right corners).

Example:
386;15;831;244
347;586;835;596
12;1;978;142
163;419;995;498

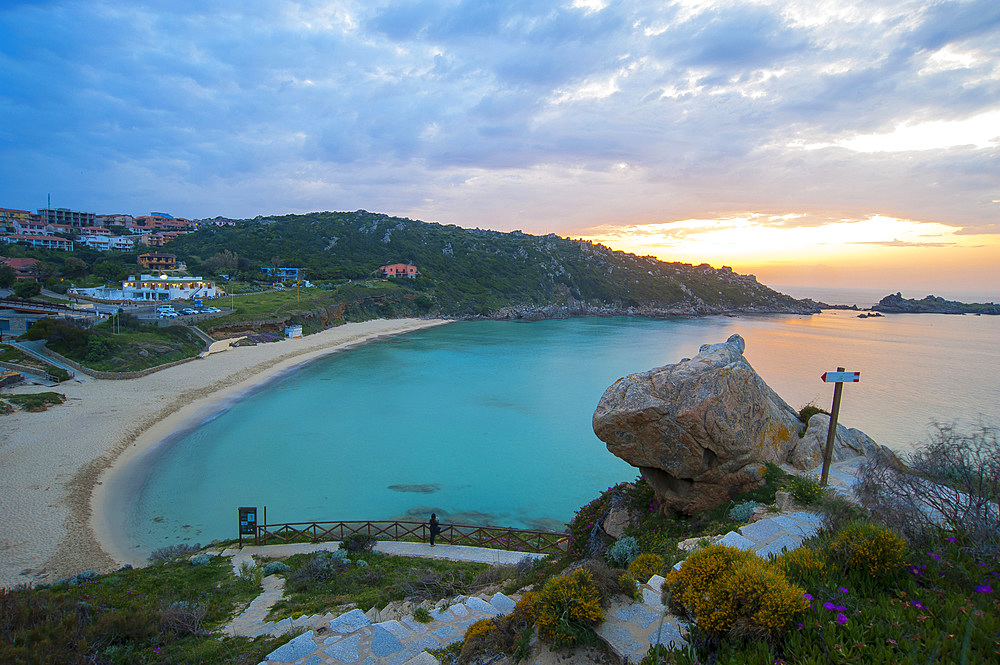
665;545;808;640
464;618;497;642
777;546;827;586
828;521;906;579
535;569;605;648
507;591;537;628
627;553;664;582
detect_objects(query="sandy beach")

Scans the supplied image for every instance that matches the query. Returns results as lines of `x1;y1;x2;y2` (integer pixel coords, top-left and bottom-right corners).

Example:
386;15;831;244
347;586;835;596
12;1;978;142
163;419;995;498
0;318;450;589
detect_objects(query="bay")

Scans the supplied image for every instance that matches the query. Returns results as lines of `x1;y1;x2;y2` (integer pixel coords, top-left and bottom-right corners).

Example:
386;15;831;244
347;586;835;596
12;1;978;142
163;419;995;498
123;311;1000;553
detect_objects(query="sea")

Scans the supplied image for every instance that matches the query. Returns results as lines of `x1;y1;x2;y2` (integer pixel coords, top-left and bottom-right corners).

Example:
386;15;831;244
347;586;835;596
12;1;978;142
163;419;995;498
117;288;1000;555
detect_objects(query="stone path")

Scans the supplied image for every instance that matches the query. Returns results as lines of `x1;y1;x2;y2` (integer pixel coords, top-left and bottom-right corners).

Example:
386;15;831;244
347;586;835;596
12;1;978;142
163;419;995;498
259;593;519;665
232;459;865;664
219;541;547;640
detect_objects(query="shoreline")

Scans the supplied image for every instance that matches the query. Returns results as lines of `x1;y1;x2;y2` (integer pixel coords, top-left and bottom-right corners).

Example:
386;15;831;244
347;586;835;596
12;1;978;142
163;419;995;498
0;318;450;588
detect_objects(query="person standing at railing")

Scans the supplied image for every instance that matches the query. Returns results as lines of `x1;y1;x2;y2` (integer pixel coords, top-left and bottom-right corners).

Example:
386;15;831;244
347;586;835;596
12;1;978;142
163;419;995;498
428;513;440;547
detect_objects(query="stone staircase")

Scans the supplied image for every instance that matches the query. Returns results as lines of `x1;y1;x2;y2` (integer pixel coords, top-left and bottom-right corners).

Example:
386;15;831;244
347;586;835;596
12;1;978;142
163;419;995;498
259;593;518;665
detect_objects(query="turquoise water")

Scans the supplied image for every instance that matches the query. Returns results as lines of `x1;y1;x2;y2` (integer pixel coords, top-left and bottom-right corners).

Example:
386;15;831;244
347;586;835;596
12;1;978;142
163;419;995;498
123;312;1000;553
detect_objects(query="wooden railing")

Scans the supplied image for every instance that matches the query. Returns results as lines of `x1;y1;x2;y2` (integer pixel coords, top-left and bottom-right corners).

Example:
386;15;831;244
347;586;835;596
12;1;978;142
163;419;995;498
254;518;568;555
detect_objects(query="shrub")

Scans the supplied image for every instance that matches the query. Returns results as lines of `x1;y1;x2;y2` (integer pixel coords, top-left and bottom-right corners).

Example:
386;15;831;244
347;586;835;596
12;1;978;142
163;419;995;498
159;600;208;636
464;618;497;642
237;561;264;587
665;545;809;641
827;521;906;581
577;559;626;602
289;551;350;587
785;474;824;505
149;542;201;563
189;554;212;566
619;572;641;600
412;607;433;623
263;561;291;575
855;423;1000;560
727;500;759;523
627;553;664;582
776;547;827;588
341;533;377;553
605;536;641;568
797;403;828;429
535;569;605;648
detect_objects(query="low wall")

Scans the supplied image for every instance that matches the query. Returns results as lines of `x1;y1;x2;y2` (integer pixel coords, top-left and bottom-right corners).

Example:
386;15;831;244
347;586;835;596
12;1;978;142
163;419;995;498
0;360;45;377
39;346;200;380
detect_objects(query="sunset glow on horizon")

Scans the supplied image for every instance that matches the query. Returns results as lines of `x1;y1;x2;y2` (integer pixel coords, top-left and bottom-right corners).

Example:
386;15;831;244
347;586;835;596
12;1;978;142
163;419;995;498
580;213;1000;294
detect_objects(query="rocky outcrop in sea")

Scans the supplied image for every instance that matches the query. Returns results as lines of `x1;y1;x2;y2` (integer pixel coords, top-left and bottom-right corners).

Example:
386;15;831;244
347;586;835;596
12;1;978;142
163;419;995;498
592;334;881;515
872;292;1000;315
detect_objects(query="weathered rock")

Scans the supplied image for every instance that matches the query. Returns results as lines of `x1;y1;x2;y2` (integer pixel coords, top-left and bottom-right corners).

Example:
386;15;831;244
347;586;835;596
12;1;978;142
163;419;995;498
788;413;879;469
592;334;876;515
601;490;638;539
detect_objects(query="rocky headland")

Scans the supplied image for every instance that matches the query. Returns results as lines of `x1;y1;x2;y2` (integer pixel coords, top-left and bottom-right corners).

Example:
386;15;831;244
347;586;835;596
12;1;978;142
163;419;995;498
592;334;885;515
872;292;1000;315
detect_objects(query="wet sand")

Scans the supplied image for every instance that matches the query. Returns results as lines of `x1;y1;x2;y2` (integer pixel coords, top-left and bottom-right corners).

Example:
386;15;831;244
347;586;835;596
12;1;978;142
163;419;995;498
0;318;450;588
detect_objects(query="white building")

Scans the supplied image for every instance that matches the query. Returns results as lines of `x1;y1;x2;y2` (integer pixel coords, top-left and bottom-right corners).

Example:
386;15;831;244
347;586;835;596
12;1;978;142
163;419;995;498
79;235;136;251
70;274;218;302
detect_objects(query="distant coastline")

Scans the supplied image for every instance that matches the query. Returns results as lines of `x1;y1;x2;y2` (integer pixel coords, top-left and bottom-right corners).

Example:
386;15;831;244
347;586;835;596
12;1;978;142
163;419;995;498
871;292;1000;315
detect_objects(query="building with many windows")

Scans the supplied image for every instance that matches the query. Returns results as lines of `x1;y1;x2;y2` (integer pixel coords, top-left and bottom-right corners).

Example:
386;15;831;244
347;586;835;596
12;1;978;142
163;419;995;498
0;208;30;231
1;234;73;251
79;235;135;251
137;252;177;271
70;275;217;302
36;208;96;228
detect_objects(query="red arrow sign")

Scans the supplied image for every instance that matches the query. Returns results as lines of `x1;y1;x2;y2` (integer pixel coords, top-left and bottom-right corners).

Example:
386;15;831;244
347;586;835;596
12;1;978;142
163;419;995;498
822;371;860;383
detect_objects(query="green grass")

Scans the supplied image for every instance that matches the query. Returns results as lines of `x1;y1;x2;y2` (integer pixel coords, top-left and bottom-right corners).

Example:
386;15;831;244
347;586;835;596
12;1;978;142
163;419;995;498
0;345;71;381
200;281;433;335
1;557;288;665
2;391;65;412
263;551;490;621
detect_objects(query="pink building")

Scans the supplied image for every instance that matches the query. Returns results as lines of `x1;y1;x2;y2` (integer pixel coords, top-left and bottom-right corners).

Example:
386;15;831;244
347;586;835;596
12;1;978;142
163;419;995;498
379;263;418;278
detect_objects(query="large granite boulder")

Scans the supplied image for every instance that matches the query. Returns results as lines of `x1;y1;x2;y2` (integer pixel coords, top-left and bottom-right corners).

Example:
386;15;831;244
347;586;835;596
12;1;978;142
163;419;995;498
592;334;868;514
788;413;879;469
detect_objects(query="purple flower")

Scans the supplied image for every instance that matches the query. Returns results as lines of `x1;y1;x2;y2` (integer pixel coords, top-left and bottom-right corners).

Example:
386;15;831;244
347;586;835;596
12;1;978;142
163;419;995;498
910;600;925;609
803;593;813;600
946;536;957;543
823;601;836;610
928;552;941;560
836;613;847;625
838;587;848;594
975;584;993;593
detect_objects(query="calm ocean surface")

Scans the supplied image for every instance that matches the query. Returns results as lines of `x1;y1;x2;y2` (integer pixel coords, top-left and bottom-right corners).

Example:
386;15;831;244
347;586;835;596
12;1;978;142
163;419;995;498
122;309;1000;553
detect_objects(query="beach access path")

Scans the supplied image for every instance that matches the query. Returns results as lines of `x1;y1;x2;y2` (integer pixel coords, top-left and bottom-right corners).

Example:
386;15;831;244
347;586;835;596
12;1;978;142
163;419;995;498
0;318;451;589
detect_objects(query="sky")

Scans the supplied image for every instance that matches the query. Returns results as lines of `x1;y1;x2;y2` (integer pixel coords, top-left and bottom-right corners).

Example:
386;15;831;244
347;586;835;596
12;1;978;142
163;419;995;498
1;0;998;294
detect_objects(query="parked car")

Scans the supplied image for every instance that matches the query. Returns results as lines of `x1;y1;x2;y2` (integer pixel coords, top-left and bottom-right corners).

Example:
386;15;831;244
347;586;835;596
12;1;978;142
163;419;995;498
200;306;220;313
155;305;176;314
180;308;198;315
158;311;178;318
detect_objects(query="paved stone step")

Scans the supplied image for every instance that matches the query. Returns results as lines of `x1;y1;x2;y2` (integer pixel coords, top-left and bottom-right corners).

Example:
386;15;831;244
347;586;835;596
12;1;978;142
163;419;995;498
260;593;518;665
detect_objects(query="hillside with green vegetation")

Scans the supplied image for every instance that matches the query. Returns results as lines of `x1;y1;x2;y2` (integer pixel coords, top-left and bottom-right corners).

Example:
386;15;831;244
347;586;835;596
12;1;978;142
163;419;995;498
167;211;816;318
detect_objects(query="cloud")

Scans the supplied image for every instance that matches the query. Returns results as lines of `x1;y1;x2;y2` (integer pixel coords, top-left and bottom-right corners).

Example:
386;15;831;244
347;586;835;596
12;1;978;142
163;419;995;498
0;0;997;255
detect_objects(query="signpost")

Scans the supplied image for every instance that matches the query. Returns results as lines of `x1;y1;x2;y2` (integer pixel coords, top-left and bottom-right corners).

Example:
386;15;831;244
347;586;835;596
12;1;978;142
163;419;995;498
238;506;257;547
820;367;860;486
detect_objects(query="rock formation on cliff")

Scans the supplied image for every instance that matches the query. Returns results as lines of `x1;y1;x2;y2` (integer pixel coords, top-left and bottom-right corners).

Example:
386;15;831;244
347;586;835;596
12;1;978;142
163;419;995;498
592;334;877;514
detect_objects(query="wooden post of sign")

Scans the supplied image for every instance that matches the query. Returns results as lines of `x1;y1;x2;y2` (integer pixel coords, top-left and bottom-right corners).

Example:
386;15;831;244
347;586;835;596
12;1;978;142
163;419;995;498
820;366;846;486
